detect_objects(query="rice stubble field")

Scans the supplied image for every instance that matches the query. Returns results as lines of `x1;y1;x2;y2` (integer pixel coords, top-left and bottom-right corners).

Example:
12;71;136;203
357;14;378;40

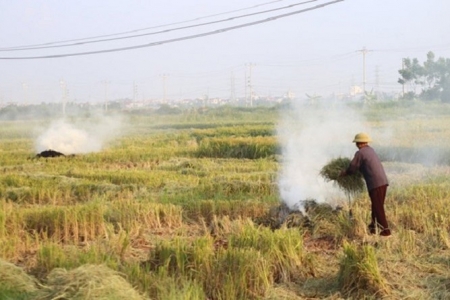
1;102;450;299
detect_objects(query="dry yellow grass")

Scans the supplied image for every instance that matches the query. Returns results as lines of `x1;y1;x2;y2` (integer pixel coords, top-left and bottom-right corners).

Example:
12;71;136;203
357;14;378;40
1;104;450;299
37;264;145;300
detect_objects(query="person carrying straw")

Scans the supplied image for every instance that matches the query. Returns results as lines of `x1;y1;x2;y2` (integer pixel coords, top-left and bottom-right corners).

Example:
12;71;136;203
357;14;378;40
340;132;391;237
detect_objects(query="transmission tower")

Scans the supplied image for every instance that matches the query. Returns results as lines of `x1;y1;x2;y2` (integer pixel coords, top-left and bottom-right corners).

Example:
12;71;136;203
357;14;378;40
245;63;256;106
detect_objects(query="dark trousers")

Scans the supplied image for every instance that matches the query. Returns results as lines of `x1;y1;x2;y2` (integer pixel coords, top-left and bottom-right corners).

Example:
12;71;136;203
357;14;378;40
368;184;390;235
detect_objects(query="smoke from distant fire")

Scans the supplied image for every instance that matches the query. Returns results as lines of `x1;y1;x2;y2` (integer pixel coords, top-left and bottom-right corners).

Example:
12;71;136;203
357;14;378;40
34;115;123;154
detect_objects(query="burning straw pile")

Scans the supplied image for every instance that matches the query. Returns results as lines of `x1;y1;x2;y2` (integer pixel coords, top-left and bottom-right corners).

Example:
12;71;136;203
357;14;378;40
320;157;365;195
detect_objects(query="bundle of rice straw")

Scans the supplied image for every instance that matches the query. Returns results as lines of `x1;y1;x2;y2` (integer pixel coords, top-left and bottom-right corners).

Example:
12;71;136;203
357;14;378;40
37;264;145;300
320;157;365;195
0;259;40;295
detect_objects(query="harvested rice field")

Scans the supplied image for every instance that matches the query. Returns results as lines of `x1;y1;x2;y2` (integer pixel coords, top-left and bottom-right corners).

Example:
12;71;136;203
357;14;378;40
1;102;450;299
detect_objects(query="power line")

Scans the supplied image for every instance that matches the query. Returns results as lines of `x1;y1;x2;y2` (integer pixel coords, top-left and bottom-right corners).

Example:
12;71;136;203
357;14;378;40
0;0;288;51
373;44;450;53
0;0;344;60
257;51;358;67
0;0;318;52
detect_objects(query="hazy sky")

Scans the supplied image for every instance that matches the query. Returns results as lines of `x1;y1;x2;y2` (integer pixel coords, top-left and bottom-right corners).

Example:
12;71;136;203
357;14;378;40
1;0;449;104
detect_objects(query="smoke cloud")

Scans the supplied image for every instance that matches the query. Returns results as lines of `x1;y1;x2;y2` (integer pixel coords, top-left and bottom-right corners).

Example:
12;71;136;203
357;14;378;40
277;101;368;210
34;114;123;154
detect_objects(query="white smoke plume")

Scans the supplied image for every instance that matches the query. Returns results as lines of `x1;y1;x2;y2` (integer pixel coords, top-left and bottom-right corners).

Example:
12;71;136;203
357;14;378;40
277;101;368;210
34;114;123;154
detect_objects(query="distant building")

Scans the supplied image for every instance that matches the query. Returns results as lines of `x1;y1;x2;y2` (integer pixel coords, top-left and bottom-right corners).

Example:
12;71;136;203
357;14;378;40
350;85;363;96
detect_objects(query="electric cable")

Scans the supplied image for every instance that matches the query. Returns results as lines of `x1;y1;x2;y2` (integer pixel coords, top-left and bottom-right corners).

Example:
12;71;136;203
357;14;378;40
0;0;288;50
374;44;450;53
257;51;358;67
0;0;344;59
0;0;318;52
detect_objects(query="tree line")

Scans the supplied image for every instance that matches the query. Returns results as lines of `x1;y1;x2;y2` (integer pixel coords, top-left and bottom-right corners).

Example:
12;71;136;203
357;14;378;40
399;51;450;102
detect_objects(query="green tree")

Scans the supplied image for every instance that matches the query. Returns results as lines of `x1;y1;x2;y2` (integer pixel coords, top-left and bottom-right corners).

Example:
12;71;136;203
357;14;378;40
398;51;450;102
434;56;450;102
398;57;423;93
362;89;377;104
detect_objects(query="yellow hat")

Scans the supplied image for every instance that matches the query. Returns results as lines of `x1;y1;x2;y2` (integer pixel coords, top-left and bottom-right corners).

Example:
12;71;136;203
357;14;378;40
353;132;372;143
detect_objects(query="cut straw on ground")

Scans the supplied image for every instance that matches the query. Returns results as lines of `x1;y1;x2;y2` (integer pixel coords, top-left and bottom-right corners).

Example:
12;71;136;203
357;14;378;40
0;259;40;295
37;264;145;300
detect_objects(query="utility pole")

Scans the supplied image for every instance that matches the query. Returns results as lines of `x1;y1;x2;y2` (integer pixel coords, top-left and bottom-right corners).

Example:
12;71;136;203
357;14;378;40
203;89;209;108
102;80;110;112
357;47;372;93
246;63;255;106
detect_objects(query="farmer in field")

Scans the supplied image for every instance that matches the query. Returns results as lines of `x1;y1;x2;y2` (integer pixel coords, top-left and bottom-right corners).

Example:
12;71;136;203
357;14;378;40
340;133;391;237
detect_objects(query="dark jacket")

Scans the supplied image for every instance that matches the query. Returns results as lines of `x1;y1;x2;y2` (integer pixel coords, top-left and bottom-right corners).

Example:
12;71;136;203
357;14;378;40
346;145;388;191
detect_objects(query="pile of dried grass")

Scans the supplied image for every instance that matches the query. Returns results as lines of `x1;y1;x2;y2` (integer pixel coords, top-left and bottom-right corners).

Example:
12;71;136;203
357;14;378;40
0;259;40;295
320;157;365;195
38;264;145;300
